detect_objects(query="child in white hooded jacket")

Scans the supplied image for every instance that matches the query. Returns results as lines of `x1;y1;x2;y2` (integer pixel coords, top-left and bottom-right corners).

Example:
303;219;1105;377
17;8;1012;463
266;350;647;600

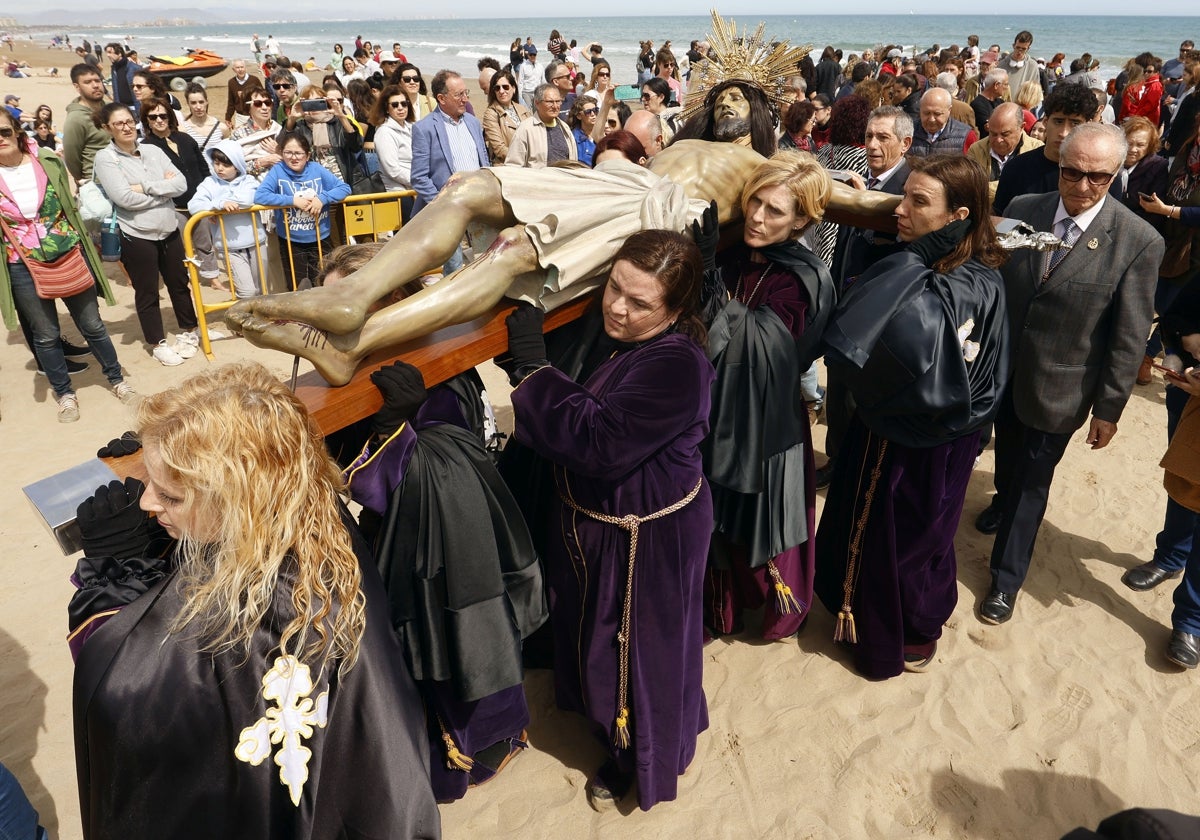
187;139;266;298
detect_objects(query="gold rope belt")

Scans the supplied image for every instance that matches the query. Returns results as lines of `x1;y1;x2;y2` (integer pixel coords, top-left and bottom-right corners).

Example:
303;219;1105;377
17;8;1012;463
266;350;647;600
835;433;889;645
560;477;704;748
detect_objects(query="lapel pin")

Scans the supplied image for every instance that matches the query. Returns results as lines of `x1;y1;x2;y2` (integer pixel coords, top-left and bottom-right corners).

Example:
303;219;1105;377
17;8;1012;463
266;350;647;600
1087;238;1099;250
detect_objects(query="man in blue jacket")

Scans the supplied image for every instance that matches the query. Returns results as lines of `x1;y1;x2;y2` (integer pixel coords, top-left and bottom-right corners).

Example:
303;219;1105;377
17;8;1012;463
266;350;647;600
411;70;490;275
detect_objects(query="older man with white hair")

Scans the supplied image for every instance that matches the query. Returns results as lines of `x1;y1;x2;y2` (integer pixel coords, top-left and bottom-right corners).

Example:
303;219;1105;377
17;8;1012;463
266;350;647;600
966;102;1043;198
909;87;976;157
934;70;977;131
971;69;1009;136
976;122;1163;626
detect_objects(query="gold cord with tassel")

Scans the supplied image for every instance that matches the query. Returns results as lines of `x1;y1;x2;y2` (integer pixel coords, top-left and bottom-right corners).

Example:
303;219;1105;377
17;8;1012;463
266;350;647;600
437;713;474;771
767;559;801;614
561;477;704;748
835;434;889;644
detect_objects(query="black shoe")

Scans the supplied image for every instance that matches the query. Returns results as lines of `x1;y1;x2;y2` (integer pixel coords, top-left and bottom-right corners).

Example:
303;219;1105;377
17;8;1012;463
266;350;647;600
61;338;92;358
815;462;834;490
1122;561;1183;592
979;588;1016;625
1166;630;1200;669
36;359;89;376
975;499;1003;534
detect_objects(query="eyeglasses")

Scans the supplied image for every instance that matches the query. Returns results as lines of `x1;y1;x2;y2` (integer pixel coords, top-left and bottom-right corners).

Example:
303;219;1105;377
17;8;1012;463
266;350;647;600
495;83;512;90
282;150;308;158
441;90;470;100
388;99;408;108
400;75;420;83
108;119;137;130
1059;166;1117;186
582;108;598;116
147;112;169;121
540;99;563;107
273;83;293;90
0;127;15;138
250;99;272;107
326;97;344;103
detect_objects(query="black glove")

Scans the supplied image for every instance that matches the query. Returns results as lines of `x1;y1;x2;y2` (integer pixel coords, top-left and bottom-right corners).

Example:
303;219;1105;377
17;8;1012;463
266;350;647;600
77;478;171;561
690;200;720;274
369;361;428;437
506;306;547;367
97;431;141;459
907;218;970;268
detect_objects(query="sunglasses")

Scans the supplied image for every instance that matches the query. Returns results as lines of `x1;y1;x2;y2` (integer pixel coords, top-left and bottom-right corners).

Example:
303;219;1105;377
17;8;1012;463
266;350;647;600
495;83;512;91
147;112;170;121
273;83;294;90
400;75;420;83
552;74;570;81
598;72;611;77
582;108;598;116
250;99;272;107
131;83;149;90
1059;166;1117;186
388;99;408;108
0;127;15;138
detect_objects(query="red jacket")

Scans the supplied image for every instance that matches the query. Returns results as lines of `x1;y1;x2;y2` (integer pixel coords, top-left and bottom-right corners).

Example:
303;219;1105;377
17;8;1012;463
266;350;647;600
1120;73;1163;125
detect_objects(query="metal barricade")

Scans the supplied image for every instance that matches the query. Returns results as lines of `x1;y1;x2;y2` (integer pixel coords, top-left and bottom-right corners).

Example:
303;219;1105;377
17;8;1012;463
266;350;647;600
182;189;417;359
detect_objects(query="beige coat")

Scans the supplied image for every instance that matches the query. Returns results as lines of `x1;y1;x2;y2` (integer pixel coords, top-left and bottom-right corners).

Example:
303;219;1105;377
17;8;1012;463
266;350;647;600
481;101;531;164
504;114;578;168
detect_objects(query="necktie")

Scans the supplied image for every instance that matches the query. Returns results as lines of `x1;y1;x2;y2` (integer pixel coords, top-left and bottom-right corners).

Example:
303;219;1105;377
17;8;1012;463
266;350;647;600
1047;218;1080;275
866;176;879;191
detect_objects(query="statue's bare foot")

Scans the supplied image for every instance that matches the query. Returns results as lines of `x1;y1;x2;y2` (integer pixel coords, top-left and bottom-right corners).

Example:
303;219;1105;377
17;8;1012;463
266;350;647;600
227;312;363;386
226;283;372;336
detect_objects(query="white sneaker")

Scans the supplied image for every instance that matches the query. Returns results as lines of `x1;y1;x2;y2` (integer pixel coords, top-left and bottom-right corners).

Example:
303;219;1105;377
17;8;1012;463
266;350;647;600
153;340;184;366
57;392;80;423
112;381;138;404
207;327;228;341
174;331;199;360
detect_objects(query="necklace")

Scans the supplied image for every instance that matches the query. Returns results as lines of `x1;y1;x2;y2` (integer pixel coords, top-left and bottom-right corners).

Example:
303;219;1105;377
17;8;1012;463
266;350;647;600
735;261;772;307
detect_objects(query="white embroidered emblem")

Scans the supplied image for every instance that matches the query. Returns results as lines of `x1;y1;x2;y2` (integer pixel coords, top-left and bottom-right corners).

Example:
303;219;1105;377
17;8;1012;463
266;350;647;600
958;317;979;363
234;655;329;806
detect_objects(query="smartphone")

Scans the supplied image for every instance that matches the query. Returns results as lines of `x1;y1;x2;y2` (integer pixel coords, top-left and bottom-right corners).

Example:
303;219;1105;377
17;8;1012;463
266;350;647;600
614;84;641;101
1152;361;1188;380
1138;192;1153;201
300;99;329;113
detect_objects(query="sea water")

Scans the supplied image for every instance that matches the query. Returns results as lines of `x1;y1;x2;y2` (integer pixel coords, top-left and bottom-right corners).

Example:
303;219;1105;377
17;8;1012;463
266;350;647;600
56;15;1197;86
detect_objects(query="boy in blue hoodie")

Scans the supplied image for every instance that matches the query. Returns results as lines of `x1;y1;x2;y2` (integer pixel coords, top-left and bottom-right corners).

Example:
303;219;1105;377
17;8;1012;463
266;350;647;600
188;139;267;299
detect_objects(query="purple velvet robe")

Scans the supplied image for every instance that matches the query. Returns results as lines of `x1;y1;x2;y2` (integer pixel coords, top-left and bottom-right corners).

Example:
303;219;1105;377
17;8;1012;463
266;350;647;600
511;332;715;811
706;259;816;641
815;419;981;679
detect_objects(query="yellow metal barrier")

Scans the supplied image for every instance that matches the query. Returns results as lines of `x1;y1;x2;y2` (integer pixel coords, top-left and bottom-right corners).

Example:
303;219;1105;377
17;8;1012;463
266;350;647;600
182;189;417;360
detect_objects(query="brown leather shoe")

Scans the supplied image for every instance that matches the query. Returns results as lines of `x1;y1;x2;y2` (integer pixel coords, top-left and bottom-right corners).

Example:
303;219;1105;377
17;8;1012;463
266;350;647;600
1137;355;1154;386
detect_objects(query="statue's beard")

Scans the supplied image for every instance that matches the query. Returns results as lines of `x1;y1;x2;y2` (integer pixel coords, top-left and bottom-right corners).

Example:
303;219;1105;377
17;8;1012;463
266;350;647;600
713;117;751;142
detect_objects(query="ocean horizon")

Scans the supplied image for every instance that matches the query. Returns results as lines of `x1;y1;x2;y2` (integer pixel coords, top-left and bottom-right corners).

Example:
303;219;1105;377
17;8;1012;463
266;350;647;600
36;15;1200;85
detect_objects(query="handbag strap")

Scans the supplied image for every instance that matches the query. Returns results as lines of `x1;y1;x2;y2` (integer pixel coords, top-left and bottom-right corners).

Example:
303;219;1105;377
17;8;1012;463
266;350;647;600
0;213;33;259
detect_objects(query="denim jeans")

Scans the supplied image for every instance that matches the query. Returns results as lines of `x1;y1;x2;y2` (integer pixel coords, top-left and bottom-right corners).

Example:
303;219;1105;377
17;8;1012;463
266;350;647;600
0;763;48;840
1155;384;1196;573
9;260;124;398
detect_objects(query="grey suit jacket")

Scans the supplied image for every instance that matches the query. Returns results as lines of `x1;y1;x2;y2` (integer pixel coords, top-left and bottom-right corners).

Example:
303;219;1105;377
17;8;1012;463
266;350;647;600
1002;192;1163;434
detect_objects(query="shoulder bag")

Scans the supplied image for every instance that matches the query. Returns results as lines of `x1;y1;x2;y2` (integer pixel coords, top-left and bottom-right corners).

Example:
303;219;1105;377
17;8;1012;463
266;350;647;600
0;214;96;299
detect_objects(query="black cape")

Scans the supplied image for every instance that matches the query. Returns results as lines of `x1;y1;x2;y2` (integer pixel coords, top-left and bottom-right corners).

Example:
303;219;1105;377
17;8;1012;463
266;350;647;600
347;387;547;703
822;250;1009;448
703;241;835;565
72;516;441;840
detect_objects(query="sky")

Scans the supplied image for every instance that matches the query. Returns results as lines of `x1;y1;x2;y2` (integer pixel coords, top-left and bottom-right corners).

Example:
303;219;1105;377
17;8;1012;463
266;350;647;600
13;2;1200;17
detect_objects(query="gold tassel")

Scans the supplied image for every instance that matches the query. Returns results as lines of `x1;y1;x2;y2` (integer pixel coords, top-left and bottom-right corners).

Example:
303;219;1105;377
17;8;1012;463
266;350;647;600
438;714;474;771
834;609;857;644
767;561;801;615
613;707;631;749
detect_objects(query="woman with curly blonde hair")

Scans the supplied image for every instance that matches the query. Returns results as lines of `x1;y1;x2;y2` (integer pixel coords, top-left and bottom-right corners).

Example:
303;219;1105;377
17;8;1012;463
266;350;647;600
70;361;440;840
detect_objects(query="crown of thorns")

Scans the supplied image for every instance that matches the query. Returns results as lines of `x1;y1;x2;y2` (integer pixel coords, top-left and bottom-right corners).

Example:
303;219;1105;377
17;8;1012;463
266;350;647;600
683;10;813;123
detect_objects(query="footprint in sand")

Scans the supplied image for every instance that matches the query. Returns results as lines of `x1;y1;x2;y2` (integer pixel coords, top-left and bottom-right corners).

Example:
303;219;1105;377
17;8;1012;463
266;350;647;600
1039;682;1093;739
1162;698;1200;756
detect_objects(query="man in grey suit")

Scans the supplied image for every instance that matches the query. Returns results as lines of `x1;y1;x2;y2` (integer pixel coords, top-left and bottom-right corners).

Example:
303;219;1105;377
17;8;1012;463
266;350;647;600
410;69;490;274
977;123;1165;624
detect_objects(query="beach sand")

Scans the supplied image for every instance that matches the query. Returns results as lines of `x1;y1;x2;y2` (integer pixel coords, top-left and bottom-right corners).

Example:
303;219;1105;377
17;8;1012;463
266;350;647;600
2;39;1198;840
